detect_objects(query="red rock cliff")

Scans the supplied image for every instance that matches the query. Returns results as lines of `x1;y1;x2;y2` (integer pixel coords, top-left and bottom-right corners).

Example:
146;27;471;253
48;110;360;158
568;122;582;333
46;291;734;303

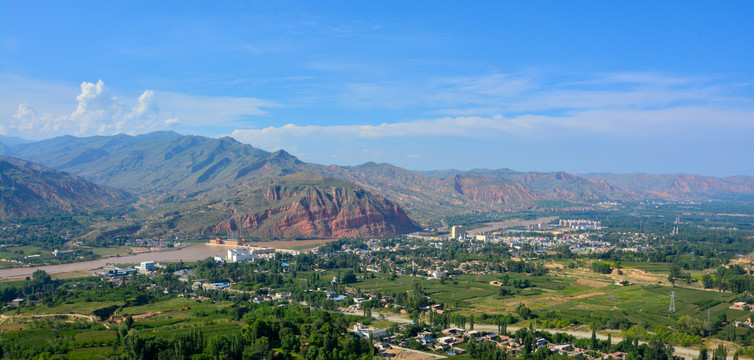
208;174;420;238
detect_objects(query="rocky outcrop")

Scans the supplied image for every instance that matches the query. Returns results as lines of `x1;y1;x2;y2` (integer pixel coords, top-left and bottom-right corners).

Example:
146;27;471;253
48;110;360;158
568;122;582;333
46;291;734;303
204;173;420;238
316;163;545;218
446;175;539;204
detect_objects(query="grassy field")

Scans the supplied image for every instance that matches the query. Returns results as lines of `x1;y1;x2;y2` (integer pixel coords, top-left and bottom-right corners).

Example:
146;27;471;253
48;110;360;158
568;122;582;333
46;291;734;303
547;285;739;328
0;245;45;263
67;347;119;360
18;300;122;316
74;330;118;343
119;297;232;316
50;271;98;280
0;260;21;268
349;269;746;331
617;261;674;272
0;294;242;359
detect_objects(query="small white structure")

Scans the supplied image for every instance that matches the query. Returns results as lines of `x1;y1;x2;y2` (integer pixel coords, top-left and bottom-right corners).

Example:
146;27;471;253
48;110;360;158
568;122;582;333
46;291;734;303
227;249;256;262
140;261;156;271
353;323;387;340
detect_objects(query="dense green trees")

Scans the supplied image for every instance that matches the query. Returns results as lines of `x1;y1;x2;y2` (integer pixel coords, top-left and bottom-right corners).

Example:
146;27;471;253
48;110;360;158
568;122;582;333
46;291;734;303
590;261;613;274
515;303;533;320
0;269;60;303
98;304;375;360
703;274;715;289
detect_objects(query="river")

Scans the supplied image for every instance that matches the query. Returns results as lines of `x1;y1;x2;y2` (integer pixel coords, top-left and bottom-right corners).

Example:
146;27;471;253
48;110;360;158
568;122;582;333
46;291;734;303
0;244;228;279
0;238;336;280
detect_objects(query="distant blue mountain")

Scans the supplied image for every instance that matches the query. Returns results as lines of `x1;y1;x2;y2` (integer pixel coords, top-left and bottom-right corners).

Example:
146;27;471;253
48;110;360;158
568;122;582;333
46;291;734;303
0;135;33;147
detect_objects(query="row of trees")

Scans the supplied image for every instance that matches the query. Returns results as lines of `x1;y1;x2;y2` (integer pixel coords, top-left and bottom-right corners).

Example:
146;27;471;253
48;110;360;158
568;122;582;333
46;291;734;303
121;305;375;360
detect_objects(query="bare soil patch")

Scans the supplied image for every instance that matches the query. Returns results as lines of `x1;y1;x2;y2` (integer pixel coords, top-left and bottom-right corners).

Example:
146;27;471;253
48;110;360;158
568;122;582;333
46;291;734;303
567;292;606;300
496;296;565;309
612;268;660;284
382;348;445;360
573;279;610;288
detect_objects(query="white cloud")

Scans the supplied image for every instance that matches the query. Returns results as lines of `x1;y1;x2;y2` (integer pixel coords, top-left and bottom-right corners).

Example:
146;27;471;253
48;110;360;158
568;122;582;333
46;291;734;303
68;80;124;134
337;73;537;110
231;115;516;149
231;105;754;152
333;71;747;118
2;76;278;139
570;72;705;86
0;75;80;121
157;92;278;127
6;80;179;138
221;71;740;155
11;103;41;131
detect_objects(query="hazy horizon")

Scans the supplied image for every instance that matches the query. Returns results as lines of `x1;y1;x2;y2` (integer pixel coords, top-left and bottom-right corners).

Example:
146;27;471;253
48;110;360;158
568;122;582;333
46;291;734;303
3;130;753;178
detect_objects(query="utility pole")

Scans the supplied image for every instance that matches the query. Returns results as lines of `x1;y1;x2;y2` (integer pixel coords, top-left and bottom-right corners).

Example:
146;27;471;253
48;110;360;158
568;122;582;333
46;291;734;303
706;309;711;333
669;291;676;313
672;216;680;235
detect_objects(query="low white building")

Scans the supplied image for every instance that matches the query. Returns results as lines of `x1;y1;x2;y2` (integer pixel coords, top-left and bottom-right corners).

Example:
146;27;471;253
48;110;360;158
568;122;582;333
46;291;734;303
53;249;74;256
139;261;156;271
227;249;256;262
353;323;387;340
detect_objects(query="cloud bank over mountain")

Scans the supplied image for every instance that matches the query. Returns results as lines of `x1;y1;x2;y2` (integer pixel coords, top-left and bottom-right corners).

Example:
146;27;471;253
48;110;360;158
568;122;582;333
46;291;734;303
8;80;177;138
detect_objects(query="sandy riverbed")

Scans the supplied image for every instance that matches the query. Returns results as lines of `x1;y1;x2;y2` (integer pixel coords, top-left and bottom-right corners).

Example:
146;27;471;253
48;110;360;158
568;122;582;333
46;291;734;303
0;239;335;280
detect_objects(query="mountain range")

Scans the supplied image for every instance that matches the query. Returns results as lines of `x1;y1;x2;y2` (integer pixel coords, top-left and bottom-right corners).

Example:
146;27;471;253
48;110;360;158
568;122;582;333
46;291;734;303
4;132;304;194
0;156;131;218
2;131;754;237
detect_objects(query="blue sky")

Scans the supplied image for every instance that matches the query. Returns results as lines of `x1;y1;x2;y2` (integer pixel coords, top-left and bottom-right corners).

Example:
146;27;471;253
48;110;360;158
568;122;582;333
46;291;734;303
1;1;753;176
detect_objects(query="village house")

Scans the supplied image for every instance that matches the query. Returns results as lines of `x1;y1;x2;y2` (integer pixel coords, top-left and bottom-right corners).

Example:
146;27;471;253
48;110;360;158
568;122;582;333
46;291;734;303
415;331;434;346
730;301;752;311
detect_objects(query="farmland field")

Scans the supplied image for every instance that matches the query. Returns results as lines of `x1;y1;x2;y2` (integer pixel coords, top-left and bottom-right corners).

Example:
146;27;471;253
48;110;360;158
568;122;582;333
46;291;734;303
349;269;749;332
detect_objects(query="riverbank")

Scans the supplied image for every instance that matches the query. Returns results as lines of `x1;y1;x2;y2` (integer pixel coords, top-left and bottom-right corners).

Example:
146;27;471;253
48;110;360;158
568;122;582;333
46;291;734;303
0;238;338;280
0;244;228;280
